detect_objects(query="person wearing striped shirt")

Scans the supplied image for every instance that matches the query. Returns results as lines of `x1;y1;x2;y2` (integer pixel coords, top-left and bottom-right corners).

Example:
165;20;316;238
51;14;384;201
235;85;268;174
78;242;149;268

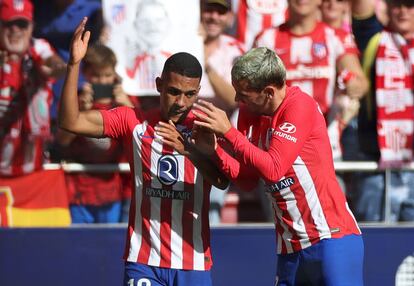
193;47;363;286
59;18;228;286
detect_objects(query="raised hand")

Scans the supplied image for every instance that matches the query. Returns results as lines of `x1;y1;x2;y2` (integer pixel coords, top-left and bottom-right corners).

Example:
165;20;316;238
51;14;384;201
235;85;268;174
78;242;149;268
192;100;232;137
69;17;91;65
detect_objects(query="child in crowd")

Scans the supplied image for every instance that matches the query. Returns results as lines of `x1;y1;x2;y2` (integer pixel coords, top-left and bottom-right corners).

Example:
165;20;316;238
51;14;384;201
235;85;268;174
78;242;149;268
55;44;137;223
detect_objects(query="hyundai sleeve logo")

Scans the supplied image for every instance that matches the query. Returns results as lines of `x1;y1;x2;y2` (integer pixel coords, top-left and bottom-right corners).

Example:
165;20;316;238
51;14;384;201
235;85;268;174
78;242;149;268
278;122;297;134
157;155;179;185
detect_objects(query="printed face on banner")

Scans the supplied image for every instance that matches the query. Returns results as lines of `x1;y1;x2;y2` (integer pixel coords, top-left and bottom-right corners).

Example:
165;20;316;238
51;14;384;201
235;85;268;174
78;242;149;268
103;0;203;96
132;1;171;52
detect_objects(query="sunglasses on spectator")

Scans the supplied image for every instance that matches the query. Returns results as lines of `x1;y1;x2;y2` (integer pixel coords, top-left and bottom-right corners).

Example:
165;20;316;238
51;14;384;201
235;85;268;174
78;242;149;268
2;19;30;29
203;5;229;15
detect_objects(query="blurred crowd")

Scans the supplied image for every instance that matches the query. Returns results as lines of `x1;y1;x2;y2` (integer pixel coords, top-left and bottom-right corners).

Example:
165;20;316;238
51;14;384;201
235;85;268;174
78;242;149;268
1;0;414;224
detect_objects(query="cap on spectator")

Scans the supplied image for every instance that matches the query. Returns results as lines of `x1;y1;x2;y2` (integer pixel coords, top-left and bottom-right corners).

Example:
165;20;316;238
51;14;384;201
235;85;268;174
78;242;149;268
204;0;231;10
0;0;33;22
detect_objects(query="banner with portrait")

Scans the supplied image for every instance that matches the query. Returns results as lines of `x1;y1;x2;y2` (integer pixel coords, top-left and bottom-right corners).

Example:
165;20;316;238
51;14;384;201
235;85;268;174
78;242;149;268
102;0;203;96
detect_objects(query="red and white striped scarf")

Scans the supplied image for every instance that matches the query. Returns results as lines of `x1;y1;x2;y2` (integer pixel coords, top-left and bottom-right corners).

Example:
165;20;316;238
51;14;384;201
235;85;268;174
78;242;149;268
0;51;53;176
375;30;414;166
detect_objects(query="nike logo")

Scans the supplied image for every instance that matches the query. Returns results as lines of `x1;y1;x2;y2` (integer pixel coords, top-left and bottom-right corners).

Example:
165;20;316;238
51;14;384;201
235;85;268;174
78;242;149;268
138;132;155;139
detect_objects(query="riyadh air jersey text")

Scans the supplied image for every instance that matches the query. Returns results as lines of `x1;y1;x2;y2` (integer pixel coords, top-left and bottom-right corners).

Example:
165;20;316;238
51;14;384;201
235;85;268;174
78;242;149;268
216;87;361;254
101;107;212;270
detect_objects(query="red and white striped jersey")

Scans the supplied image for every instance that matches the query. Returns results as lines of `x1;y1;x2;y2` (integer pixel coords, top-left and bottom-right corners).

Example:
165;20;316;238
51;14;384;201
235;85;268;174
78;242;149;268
235;0;287;49
101;107;213;270
334;27;359;56
215;87;361;254
0;38;55;176
254;22;349;115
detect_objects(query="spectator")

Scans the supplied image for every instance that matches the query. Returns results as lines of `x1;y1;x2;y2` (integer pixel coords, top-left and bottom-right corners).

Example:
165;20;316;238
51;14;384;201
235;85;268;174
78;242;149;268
350;0;414;221
199;0;245;224
254;0;368;120
55;43;135;223
255;0;367;191
59;18;228;285
192;47;363;285
253;0;368;201
200;0;244;114
0;0;65;176
320;0;362;163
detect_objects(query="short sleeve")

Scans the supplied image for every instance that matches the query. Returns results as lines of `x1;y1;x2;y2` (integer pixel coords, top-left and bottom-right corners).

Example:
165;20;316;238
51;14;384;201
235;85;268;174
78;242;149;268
100;106;138;138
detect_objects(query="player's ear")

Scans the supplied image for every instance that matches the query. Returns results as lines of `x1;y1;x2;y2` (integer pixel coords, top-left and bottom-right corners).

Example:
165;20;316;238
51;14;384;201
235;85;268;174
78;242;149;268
155;77;162;92
263;86;274;98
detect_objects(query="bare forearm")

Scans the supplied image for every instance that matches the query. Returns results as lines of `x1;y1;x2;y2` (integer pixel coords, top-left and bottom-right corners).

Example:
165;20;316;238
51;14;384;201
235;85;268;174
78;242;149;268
347;73;369;99
339;54;369;99
58;63;104;137
59;63;81;131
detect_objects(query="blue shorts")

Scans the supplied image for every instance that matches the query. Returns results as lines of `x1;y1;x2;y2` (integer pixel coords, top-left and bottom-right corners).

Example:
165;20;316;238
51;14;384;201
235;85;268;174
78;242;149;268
276;234;364;286
124;262;212;286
